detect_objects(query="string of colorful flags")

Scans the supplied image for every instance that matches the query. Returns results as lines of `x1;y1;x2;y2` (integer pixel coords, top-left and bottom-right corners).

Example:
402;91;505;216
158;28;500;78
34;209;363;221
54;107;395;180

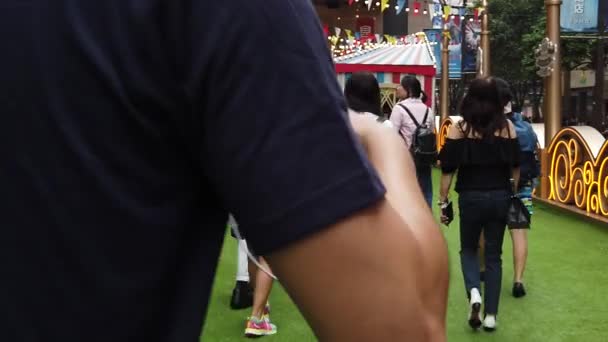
328;30;436;59
342;0;484;18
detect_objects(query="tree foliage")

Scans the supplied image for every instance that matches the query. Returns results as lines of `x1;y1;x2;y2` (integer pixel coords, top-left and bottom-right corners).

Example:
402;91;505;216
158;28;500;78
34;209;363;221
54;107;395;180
487;0;594;118
490;0;593;80
488;0;545;80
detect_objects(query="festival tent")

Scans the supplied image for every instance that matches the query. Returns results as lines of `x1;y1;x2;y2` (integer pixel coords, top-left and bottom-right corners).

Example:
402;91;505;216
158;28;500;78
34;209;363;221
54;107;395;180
335;42;437;111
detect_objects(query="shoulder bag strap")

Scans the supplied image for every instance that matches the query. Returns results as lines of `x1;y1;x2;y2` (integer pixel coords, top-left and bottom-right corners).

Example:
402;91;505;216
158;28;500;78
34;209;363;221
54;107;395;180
397;104;421;128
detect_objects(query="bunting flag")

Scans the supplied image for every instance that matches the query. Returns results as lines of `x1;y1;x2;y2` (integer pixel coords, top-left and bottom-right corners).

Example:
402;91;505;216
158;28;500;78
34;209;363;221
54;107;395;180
381;0;388;12
443;5;451;17
323;24;329;37
368;0;372;10
442;30;451;41
474;8;480;20
348;0;354;5
384;34;391;44
335;27;342;37
355;32;361;40
375;33;382;43
414;2;421;14
396;0;407;14
454;14;461;26
345;29;354;40
331;36;339;46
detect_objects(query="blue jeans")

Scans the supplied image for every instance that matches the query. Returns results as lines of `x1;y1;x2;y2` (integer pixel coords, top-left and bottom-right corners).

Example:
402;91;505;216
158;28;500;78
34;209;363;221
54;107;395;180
459;190;510;315
416;165;433;208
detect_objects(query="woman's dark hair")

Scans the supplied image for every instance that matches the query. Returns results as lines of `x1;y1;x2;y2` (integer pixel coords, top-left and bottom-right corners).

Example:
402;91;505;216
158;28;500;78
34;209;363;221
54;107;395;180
494;77;513;108
344;72;382;116
400;75;422;99
420;90;428;104
459;77;509;140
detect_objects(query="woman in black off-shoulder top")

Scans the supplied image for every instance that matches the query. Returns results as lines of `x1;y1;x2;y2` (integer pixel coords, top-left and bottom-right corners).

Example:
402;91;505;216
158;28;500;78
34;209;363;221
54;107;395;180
438;78;520;332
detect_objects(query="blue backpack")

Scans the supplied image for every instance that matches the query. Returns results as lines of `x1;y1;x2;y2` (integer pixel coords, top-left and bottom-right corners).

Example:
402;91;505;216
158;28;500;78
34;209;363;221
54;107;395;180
511;113;540;182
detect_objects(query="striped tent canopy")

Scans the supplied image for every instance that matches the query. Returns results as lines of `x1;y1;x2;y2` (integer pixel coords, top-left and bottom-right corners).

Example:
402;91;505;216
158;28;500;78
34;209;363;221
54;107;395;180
335;43;437;110
335;44;435;75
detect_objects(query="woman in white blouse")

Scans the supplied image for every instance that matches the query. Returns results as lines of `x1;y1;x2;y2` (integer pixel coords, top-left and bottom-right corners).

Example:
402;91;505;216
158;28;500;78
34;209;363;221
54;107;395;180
344;72;393;128
390;76;434;207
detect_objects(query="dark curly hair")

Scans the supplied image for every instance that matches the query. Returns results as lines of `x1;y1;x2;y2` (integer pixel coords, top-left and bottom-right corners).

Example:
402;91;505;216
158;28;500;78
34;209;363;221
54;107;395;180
459;77;509;140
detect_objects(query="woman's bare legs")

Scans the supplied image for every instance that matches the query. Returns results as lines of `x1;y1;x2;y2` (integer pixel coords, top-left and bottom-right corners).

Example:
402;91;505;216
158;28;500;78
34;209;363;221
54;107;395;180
510;229;528;284
250;257;274;319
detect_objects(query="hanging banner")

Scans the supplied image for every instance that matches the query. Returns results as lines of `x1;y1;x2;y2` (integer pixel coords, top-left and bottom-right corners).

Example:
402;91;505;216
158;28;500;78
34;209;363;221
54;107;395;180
356;17;375;38
560;0;599;33
396;0;407;14
445;15;462;79
462;16;481;73
442;0;464;5
430;2;443;29
424;29;443;76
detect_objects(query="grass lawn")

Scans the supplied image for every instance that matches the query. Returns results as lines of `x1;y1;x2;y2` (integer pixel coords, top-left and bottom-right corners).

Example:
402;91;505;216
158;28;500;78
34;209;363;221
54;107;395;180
202;173;608;341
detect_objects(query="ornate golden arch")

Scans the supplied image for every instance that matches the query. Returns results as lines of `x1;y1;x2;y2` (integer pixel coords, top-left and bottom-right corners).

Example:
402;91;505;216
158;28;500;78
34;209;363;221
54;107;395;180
547;127;608;217
438;116;463;152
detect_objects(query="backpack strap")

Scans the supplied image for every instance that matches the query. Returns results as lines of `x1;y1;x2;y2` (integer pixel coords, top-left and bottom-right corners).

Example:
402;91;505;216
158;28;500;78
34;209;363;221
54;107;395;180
422;107;429;127
398;104;430;128
397;104;421;128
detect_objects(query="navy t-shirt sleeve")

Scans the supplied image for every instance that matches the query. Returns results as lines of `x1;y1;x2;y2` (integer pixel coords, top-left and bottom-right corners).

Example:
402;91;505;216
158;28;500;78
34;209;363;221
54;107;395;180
185;0;386;255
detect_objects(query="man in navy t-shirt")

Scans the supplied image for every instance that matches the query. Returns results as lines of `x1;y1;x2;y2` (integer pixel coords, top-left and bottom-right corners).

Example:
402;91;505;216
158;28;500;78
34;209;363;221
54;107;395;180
0;1;448;341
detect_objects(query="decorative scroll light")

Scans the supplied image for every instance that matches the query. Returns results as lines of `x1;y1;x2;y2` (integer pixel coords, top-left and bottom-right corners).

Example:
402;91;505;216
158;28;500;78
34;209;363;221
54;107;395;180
438;116;463;152
548;128;608;217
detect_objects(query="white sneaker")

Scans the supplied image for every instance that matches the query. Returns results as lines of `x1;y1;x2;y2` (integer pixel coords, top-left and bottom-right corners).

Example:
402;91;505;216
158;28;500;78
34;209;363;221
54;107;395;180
468;288;482;329
483;314;497;331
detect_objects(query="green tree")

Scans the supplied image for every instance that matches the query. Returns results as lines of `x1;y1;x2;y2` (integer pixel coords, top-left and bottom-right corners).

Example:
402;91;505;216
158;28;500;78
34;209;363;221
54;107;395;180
488;0;545;80
488;0;594;121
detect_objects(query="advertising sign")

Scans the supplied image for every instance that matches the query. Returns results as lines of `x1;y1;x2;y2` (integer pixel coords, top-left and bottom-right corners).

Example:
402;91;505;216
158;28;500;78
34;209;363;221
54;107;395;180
462;17;481;73
561;0;599;33
445;16;462;79
424;29;443;75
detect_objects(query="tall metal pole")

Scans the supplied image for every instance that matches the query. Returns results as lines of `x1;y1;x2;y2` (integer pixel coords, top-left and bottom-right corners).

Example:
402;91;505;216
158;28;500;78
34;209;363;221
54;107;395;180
592;0;606;129
545;0;562;145
440;26;450;120
540;0;563;200
480;0;491;77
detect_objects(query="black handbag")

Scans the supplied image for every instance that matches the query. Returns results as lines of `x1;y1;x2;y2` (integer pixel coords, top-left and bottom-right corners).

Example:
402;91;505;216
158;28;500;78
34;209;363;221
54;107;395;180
507;179;531;229
440;201;454;226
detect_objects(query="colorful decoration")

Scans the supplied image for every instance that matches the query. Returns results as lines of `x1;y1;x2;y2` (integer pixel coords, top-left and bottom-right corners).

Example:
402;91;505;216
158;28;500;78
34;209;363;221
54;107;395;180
443;5;451;17
548;127;608;218
438;120;608;222
396;0;407;14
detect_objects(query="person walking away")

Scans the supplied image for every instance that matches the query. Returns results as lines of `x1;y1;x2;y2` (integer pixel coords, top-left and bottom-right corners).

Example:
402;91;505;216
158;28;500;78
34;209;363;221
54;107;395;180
439;77;520;331
345;72;393;128
495;78;540;298
229;215;254;309
391;76;436;207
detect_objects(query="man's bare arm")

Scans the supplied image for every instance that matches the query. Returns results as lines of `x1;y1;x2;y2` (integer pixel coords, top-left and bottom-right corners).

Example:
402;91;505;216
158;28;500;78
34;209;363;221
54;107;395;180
266;116;448;341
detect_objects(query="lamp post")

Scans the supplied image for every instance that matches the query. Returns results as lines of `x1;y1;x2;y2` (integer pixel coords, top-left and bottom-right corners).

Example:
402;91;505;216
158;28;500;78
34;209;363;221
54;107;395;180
544;0;562;146
441;25;450;120
540;0;562;199
479;0;491;77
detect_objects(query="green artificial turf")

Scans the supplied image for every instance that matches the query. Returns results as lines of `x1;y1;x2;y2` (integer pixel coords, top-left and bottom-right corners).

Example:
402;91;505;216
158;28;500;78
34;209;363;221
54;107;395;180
202;172;608;341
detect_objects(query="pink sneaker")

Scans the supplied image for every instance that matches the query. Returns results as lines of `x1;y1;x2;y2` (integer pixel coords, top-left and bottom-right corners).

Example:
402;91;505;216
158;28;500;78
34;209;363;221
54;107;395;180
245;316;277;337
